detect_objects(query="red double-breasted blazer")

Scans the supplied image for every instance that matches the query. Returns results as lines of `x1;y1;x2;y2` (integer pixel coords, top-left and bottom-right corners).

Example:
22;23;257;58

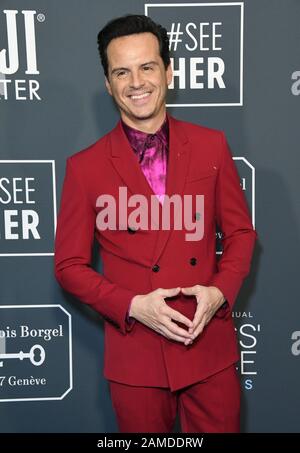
54;114;257;391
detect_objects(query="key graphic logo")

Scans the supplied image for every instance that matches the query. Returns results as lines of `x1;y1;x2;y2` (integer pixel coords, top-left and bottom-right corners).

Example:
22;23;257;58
0;305;72;402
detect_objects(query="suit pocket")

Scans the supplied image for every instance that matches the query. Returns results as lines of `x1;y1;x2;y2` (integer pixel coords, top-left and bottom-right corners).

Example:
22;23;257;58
186;169;217;183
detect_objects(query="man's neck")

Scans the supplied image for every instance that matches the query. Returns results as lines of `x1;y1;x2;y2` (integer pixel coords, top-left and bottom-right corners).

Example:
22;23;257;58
121;111;167;134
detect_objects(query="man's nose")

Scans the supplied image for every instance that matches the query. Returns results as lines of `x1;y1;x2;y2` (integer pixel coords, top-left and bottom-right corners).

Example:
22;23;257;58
129;71;145;89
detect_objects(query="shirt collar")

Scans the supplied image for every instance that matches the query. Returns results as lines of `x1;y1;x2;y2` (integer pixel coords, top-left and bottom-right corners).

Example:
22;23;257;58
121;116;169;153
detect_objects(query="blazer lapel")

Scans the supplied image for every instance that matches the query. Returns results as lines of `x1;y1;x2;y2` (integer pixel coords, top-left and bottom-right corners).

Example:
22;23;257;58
109;121;155;200
151;114;191;264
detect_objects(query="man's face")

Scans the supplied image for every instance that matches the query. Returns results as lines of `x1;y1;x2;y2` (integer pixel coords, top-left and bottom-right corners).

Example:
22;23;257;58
105;32;172;126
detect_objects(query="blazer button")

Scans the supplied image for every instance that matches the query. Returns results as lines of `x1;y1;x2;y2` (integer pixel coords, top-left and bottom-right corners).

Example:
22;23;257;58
127;226;137;234
152;264;160;272
190;257;197;266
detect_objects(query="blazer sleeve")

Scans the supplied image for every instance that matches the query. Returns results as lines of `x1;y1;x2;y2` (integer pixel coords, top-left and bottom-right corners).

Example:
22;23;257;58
54;157;136;334
210;132;257;318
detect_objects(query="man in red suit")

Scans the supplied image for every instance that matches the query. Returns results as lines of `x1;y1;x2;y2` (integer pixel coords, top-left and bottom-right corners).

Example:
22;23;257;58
55;15;257;432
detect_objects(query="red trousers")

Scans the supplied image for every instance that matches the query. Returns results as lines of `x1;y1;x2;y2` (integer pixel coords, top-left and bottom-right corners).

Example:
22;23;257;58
109;364;241;433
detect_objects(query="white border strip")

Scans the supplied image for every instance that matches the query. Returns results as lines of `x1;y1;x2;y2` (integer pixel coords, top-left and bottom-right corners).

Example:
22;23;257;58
216;156;255;254
234;156;255;228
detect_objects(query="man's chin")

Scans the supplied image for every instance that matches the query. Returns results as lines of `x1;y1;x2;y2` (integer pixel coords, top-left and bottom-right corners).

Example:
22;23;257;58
128;109;156;121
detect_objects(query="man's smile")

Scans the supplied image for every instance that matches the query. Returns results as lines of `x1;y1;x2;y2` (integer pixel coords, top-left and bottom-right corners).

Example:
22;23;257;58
128;91;152;105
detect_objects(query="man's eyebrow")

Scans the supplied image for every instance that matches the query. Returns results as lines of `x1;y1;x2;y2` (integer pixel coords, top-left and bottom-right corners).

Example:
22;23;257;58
111;61;159;75
111;67;129;75
141;61;159;67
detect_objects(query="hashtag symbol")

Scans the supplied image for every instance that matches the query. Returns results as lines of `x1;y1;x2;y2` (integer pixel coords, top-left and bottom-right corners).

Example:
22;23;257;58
167;23;183;51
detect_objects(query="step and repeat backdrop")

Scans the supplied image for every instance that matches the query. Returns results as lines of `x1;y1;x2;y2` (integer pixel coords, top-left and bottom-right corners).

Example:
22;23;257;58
0;0;299;432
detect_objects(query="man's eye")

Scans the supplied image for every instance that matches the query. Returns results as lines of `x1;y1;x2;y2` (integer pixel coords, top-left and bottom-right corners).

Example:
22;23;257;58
143;66;153;71
117;71;127;78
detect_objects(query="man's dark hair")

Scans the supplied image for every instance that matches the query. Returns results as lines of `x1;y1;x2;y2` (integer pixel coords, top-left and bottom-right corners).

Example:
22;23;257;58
97;14;170;77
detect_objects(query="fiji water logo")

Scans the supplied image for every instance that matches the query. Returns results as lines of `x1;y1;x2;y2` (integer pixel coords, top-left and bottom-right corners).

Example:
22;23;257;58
0;10;43;75
0;10;45;100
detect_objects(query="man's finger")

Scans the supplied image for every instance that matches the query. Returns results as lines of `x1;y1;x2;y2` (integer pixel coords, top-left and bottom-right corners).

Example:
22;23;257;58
165;306;193;329
164;318;193;339
160;326;191;343
191;302;205;328
181;286;198;295
181;285;204;296
158;287;181;298
192;317;207;339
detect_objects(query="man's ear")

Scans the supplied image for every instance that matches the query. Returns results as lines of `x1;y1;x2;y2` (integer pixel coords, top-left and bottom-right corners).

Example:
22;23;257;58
105;77;112;96
166;62;173;86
